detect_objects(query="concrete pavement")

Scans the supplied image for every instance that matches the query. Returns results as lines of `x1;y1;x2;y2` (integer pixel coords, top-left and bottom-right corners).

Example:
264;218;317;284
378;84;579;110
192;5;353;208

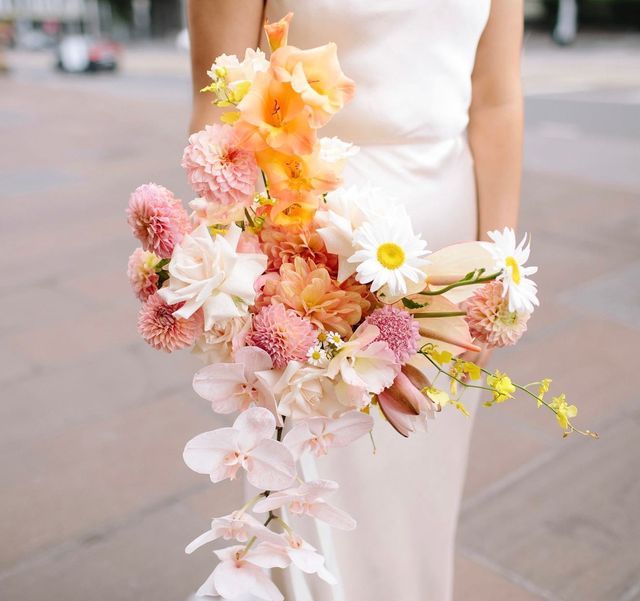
1;33;639;601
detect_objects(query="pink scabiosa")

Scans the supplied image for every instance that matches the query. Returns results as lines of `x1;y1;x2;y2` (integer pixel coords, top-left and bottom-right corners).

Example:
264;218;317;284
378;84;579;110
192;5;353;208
126;183;190;259
127;247;161;302
463;280;530;348
138;292;203;352
182;124;258;223
364;305;420;364
247;303;317;369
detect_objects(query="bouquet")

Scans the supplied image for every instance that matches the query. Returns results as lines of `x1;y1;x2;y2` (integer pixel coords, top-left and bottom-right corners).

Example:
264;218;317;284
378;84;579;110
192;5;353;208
125;13;596;600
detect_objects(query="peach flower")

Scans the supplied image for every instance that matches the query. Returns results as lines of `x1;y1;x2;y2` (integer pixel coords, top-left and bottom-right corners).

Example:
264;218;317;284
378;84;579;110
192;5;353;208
259;218;338;274
235;70;316;156
271;43;355;127
258;257;370;337
264;12;293;51
257;146;342;223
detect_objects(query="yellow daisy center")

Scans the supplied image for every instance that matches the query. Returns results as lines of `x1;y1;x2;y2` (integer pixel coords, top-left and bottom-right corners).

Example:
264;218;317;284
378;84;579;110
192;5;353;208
377;242;405;270
505;256;521;284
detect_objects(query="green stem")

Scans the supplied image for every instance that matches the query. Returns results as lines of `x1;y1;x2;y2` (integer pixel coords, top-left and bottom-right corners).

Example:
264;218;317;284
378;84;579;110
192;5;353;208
261;170;271;199
412;311;467;319
419;271;501;296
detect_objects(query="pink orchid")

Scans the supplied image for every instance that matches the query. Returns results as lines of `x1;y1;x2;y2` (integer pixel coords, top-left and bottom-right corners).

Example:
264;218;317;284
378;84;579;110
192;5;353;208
326;322;400;405
183;407;296;491
283;410;374;459
254;480;356;530
186;511;282;553
196;543;287;600
378;365;437;438
192;346;276;415
262;534;336;584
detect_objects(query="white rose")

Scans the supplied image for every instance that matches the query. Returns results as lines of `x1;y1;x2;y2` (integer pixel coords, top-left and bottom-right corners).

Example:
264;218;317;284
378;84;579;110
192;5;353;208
159;223;267;330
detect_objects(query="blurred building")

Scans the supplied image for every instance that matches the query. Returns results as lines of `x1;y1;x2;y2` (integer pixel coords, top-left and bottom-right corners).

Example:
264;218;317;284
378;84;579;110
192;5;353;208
0;0;185;45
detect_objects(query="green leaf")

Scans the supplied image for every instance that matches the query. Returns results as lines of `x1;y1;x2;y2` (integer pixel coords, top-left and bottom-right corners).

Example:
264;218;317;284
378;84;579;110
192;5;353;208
401;297;427;309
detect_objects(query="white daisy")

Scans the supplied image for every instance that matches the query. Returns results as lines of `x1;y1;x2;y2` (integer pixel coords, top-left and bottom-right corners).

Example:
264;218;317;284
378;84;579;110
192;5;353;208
482;227;539;313
348;214;430;296
325;331;345;349
307;343;329;367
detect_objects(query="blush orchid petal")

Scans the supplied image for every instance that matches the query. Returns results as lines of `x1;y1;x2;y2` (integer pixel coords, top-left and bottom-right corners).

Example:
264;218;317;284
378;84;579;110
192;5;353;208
253;479;355;530
193;346;276;415
209;544;286;601
283;411;374;459
183;407;295;491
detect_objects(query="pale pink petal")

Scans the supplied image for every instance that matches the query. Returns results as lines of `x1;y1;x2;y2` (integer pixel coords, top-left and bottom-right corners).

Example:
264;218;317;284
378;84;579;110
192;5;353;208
282;423;313;459
297;479;339;501
247;439;296;491
185;528;218;554
288;546;324;574
307;500;356;530
325;411;374;447
183;428;238;476
235;346;274;380
234;406;276;450
246;542;290;569
252;491;293;514
251;569;285;601
213;558;256;599
414;295;479;355
192;362;246;413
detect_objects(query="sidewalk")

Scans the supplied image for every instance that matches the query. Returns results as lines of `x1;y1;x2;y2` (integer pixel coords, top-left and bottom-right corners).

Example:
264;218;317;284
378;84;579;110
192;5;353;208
1;33;639;601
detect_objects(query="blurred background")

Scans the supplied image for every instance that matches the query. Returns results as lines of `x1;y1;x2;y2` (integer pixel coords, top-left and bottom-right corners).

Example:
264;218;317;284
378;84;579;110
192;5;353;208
1;1;639;600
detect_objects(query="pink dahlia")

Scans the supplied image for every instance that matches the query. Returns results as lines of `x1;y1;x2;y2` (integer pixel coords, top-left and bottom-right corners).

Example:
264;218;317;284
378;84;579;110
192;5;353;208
247;304;317;369
138;292;203;353
126;183;190;259
463;280;530;348
127;247;160;302
182;124;258;223
364;305;420;364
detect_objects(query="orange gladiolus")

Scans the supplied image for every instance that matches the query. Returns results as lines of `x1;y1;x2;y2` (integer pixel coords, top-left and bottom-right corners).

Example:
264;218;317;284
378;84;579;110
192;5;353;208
258;146;342;224
271;43;356;127
264;12;293;51
235;70;316;156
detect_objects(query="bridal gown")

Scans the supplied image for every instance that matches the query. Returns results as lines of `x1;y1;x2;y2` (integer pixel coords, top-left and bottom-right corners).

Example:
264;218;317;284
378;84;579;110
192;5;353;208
260;1;492;600
188;1;491;600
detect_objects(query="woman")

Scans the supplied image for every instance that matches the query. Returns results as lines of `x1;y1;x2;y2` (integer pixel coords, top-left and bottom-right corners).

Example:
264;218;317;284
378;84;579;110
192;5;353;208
187;1;523;599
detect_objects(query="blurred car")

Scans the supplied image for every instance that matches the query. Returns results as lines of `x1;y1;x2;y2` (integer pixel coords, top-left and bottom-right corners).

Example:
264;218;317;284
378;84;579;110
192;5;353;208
56;35;121;73
176;28;190;51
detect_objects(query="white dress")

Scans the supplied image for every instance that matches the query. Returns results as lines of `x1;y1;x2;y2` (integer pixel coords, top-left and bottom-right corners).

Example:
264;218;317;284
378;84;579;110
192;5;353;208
261;1;492;600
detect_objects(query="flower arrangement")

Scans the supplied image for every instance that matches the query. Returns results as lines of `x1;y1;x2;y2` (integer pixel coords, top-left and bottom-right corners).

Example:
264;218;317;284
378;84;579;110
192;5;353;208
125;14;596;600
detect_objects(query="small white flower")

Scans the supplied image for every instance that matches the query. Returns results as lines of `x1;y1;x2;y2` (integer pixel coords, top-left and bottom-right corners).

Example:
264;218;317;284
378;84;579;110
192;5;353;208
307;344;329;367
326;331;344;349
348;213;430;296
482;227;539;313
319;136;360;164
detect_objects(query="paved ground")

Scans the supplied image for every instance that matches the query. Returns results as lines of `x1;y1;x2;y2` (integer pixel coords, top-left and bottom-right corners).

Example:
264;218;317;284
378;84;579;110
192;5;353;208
1;32;639;601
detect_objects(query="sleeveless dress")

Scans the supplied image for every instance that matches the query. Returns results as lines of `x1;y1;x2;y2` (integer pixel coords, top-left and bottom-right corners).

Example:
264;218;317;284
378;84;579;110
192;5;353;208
259;2;492;600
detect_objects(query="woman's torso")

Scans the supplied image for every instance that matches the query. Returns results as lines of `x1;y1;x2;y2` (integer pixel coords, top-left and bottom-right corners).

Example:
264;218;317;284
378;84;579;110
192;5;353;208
264;0;491;247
